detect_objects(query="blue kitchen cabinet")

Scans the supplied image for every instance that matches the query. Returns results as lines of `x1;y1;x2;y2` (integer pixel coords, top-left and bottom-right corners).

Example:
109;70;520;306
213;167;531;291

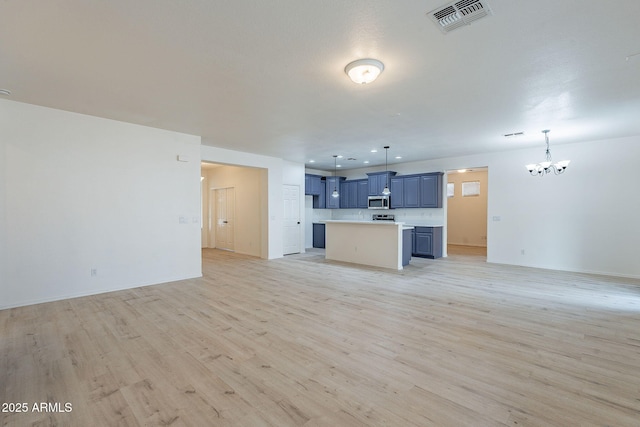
367;171;396;195
340;180;358;209
338;179;368;209
312;223;326;248
403;175;421;208
412;226;443;259
420;173;443;208
314;180;326;209
402;228;412;266
390;175;419;208
325;176;345;209
305;174;323;196
357;179;369;208
390;177;404;208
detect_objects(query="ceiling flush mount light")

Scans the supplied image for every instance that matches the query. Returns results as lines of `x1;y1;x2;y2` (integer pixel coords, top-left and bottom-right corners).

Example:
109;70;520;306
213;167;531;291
382;146;391;196
344;58;384;84
526;130;571;176
332;155;340;198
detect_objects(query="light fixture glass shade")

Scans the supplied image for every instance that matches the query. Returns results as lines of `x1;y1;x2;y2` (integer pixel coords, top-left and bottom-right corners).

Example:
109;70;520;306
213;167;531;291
345;59;384;84
381;186;391;196
331;189;339;198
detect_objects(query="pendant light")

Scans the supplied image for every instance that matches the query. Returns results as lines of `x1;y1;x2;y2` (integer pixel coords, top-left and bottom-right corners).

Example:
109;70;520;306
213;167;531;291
331;155;339;198
381;146;391;196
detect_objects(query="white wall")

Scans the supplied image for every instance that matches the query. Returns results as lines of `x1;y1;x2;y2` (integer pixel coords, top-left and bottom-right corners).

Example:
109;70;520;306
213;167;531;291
200;146;305;259
485;136;639;277
0;99;202;309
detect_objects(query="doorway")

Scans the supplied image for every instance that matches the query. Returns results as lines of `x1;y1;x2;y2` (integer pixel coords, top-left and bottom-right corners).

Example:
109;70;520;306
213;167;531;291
446;168;488;259
211;187;235;251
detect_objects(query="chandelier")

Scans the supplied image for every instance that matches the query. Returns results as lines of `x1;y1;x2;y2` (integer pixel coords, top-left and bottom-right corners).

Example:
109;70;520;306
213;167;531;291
526;130;570;176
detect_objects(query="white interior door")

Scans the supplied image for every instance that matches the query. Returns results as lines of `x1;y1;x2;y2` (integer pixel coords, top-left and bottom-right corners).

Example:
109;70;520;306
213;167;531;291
283;184;301;255
213;187;235;251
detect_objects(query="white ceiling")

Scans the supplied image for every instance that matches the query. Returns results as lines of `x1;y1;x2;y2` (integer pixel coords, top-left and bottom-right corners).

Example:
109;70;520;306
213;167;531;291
1;0;639;170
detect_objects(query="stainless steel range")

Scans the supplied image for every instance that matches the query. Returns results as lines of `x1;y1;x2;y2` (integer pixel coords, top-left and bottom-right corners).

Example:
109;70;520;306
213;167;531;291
372;214;395;222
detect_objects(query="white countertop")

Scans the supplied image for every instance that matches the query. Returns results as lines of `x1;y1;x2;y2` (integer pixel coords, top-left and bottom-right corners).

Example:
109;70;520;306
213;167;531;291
321;220;402;225
320;220;442;228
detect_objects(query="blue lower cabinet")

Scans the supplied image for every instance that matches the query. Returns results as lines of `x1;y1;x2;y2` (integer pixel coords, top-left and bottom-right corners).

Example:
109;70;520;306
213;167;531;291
412;226;443;259
402;228;412;266
312;223;326;248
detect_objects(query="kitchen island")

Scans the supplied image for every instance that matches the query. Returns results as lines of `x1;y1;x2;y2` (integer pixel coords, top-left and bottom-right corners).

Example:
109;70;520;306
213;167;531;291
322;220;413;270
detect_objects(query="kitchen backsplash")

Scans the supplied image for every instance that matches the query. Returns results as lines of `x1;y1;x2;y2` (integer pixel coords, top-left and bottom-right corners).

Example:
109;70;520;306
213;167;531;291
326;208;445;226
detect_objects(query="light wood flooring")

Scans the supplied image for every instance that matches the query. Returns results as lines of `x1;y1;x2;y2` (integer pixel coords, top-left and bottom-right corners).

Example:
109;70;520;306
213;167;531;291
1;249;640;426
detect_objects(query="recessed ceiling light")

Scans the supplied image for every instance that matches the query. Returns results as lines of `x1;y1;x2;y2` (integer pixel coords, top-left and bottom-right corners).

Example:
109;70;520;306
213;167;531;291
370;149;378;153
308;160;315;163
395;156;402;159
0;89;11;96
336;164;342;168
337;155;343;159
363;160;370;164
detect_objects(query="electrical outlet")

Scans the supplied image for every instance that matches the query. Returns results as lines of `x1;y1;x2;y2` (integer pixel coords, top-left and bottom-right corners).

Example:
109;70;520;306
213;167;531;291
91;268;98;277
520;249;525;255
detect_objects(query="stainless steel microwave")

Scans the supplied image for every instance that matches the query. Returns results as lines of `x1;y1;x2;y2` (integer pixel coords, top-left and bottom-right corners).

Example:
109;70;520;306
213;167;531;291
368;195;390;209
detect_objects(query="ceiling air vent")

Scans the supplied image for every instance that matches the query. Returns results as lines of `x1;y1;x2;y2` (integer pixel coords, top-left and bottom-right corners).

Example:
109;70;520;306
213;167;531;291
428;0;493;34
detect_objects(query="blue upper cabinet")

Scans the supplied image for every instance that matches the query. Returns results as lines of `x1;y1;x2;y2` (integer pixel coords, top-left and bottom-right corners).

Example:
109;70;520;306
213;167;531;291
305;174;323;196
357;180;369;208
403;175;421;208
367;171;397;195
325;176;346;209
340;179;366;209
316;180;326;209
309;171;442;209
390;177;404;208
420;173;443;208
